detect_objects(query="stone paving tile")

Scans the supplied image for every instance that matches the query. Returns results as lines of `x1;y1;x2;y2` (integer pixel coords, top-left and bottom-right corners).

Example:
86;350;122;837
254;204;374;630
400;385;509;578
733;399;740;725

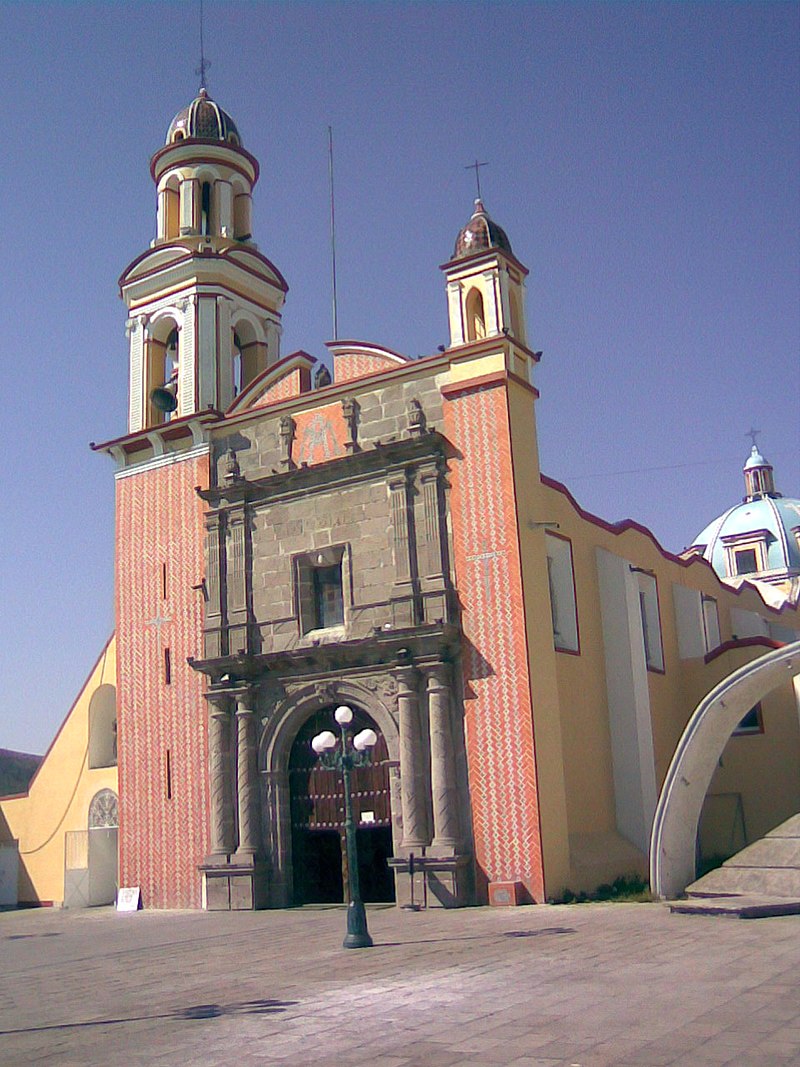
3;903;800;1066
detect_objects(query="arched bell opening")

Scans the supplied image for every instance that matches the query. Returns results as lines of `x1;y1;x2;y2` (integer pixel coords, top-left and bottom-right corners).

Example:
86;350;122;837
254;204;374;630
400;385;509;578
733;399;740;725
230;315;266;399
465;286;486;341
287;705;394;906
232;177;252;241
146;319;180;425
508;288;525;343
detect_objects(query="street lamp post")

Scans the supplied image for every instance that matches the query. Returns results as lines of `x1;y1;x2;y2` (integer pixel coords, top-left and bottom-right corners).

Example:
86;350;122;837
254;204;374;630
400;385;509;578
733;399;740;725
311;705;378;949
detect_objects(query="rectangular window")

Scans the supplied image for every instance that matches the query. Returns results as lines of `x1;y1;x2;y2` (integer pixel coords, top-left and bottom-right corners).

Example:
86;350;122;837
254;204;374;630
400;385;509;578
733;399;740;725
637;572;664;672
295;547;347;634
545;532;579;653
164;647;172;685
702;596;721;653
313;564;344;629
734;548;758;576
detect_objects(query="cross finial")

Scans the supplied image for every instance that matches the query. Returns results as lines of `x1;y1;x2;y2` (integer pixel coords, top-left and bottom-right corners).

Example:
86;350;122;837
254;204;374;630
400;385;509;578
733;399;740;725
465;159;489;201
745;427;761;449
195;0;211;90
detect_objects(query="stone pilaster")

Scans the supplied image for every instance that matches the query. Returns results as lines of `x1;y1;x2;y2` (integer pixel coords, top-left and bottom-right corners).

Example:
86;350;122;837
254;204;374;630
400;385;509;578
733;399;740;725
235;689;260;855
388;474;419;627
226;507;249;654
204;515;224;659
395;667;428;849
415;460;449;624
426;664;461;853
206;692;235;856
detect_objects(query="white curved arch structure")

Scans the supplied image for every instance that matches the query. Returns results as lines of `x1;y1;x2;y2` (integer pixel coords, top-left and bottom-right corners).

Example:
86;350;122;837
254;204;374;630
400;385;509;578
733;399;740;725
650;640;800;899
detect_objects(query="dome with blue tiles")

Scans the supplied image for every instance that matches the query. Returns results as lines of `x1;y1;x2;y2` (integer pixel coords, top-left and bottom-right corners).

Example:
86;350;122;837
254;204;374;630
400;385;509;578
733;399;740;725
688;446;800;587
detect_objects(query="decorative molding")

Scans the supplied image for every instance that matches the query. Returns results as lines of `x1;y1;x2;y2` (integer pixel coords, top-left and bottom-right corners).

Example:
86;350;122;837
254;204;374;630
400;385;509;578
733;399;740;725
114;442;210;480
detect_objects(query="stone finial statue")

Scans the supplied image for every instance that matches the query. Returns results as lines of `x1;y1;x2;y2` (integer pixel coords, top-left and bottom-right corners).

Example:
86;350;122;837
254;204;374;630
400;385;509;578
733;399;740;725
407;397;427;438
222;447;244;484
279;415;297;470
314;364;332;389
341;396;361;453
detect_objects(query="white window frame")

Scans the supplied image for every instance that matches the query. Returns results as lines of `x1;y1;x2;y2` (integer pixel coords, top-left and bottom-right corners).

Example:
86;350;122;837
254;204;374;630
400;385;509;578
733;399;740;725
701;595;721;653
721;531;770;578
545;532;579;654
636;571;664;672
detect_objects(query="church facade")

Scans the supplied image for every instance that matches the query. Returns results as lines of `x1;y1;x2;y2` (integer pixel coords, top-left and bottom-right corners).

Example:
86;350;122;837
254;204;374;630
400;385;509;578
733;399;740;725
4;89;800;910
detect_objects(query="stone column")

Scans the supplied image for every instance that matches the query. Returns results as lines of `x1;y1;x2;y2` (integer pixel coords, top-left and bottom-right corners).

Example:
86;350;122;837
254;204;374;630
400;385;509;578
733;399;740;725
180;177;199;235
426;664;461;853
395;667;428;849
235;689;260;855
206;692;234;856
217;179;233;237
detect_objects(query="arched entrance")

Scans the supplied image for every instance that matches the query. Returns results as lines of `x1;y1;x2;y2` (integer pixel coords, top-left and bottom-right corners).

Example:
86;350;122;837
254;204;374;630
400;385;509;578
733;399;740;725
650;640;800;899
289;706;395;906
88;789;119;906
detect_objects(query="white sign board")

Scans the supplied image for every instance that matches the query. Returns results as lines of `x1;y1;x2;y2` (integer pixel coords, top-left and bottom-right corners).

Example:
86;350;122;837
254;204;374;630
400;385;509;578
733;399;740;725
116;886;141;912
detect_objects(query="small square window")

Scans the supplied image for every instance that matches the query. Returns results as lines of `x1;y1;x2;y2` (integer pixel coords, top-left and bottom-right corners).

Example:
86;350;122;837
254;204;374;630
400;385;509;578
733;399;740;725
734;548;758;576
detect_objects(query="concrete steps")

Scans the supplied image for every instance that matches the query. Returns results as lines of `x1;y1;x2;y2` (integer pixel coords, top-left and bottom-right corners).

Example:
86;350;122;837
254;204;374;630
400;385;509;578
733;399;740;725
670;813;800;918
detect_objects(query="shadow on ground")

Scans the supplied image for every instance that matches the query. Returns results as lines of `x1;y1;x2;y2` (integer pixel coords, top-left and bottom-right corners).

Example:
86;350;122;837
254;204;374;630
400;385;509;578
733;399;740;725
0;998;297;1036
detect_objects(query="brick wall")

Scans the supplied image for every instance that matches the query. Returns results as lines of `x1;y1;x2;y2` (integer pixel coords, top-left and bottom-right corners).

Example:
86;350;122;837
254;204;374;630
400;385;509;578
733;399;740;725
116;450;210;908
443;377;545;901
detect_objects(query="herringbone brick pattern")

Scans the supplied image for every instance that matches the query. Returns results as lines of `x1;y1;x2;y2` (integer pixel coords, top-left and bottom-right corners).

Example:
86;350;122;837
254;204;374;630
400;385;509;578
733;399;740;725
116;452;210;909
333;351;399;383
250;368;302;409
444;378;544;901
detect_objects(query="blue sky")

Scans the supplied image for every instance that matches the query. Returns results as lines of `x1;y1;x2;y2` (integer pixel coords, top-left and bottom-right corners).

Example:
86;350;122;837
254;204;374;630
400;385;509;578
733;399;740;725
1;1;798;754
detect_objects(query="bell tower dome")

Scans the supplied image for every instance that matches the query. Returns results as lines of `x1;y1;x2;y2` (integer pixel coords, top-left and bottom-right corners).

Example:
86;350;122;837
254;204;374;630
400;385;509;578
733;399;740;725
441;198;529;349
119;89;288;433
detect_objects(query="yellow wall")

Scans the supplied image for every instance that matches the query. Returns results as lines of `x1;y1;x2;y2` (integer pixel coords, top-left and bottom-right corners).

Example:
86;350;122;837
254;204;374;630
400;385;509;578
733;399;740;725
506;376;572;899
0;637;118;905
536;479;800;894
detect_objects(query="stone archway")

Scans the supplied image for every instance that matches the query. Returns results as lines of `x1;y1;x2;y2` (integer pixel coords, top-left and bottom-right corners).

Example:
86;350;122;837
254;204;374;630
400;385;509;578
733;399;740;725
258;679;401;908
88;789;118;907
650;641;800;899
288;706;394;905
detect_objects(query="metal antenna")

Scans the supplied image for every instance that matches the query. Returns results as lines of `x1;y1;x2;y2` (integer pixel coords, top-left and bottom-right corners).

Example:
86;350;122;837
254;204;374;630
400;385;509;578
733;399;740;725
465;159;489;200
195;0;211;89
746;428;761;448
328;126;339;340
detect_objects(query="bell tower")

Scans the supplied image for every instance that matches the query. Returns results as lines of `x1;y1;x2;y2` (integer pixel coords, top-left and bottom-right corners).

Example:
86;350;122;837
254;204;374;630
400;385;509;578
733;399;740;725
120;88;287;431
442;198;529;349
95;89;292;910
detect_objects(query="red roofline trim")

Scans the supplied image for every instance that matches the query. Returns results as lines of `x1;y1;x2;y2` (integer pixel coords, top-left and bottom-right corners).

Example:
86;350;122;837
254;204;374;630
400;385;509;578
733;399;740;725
540;474;799;619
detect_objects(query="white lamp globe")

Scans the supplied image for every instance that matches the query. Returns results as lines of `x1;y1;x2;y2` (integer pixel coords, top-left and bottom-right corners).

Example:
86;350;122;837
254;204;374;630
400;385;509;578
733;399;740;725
334;705;354;726
312;730;337;754
353;728;378;751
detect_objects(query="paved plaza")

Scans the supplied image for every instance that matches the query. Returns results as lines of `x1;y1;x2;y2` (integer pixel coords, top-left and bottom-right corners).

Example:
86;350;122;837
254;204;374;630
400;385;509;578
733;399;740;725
2;901;800;1066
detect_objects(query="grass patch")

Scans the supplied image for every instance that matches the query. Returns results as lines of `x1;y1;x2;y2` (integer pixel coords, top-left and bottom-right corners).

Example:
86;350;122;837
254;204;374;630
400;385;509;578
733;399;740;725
551;874;652;905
